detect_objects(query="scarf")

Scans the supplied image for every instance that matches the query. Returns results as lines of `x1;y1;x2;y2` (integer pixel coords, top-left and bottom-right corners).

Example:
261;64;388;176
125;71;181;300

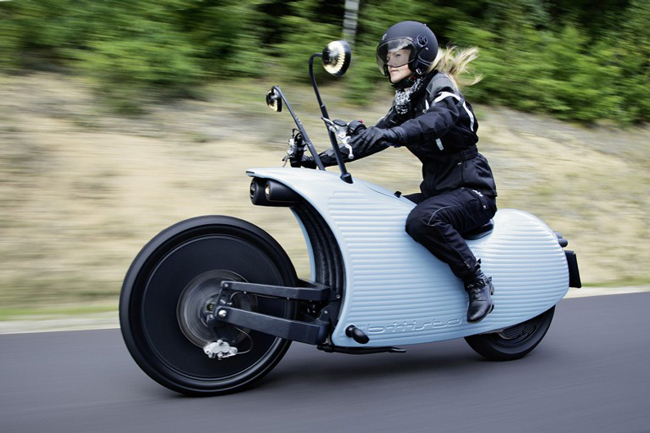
393;77;425;115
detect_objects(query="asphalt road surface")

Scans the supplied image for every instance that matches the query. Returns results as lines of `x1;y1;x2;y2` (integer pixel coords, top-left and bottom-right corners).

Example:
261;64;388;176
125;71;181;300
1;293;649;433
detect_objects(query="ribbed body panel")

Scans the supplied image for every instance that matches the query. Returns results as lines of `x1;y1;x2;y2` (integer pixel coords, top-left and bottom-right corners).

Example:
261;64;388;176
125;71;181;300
248;168;569;347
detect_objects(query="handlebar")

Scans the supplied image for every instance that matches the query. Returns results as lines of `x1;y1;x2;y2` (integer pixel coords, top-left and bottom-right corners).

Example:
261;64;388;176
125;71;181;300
267;44;355;183
309;54;353;184
285;119;367;168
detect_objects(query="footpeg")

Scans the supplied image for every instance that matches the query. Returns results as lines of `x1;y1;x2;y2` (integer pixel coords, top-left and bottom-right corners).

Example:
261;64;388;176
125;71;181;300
203;340;238;360
345;325;370;344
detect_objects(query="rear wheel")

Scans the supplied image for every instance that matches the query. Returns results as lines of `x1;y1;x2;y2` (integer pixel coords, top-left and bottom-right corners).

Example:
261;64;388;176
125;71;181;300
119;216;296;396
465;307;555;361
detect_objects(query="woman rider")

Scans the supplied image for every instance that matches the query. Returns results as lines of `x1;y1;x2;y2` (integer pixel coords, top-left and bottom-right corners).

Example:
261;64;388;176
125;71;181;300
298;21;497;323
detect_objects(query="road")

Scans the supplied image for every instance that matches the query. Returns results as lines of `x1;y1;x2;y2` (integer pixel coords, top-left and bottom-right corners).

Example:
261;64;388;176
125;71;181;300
1;293;649;433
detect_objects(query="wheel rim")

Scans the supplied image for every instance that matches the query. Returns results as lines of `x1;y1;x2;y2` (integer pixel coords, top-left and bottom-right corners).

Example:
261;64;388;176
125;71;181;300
489;308;553;348
496;320;541;343
138;234;290;382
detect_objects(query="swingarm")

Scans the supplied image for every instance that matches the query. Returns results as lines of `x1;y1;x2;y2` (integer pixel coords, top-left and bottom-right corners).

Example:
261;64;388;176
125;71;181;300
205;280;335;349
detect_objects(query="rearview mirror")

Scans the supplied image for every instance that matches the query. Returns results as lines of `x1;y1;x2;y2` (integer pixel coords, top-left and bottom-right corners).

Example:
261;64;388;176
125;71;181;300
322;40;351;77
266;88;282;112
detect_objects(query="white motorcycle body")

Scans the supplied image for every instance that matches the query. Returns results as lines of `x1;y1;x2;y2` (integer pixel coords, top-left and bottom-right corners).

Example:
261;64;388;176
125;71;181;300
249;167;569;348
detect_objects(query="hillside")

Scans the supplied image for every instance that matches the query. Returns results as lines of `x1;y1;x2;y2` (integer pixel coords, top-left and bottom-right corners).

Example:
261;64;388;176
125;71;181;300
1;73;649;313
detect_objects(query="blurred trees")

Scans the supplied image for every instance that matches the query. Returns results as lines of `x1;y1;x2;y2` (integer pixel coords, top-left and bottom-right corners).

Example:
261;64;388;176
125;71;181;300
0;0;648;122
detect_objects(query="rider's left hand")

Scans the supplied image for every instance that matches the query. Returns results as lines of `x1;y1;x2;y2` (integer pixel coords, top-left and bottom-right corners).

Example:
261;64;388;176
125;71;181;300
348;126;406;150
292;154;316;169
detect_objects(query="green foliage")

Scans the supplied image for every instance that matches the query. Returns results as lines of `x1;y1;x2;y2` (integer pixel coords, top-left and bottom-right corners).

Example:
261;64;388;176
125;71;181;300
0;3;20;71
0;0;71;70
448;2;626;122
1;0;648;123
614;0;650;123
540;26;622;121
79;33;203;113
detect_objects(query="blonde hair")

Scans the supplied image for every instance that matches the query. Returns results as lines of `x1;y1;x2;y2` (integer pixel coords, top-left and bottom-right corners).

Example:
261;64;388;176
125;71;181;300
429;46;482;90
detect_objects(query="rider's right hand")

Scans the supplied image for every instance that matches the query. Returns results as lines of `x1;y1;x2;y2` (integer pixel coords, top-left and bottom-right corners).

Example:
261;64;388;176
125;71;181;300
347;120;367;136
349;125;405;150
291;119;368;169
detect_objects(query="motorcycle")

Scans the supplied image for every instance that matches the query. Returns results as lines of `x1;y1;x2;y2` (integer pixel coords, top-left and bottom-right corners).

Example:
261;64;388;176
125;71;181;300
119;41;582;396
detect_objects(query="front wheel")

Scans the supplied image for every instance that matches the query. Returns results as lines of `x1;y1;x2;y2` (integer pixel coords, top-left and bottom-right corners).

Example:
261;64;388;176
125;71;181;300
465;307;555;361
119;216;297;396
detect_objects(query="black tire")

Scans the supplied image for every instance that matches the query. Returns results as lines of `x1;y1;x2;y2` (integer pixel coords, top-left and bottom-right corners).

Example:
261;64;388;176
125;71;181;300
119;216;297;396
464;307;555;361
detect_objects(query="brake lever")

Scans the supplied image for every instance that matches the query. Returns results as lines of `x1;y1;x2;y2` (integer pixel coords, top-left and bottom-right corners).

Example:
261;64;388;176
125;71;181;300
322;117;354;160
283;129;304;167
282;136;295;167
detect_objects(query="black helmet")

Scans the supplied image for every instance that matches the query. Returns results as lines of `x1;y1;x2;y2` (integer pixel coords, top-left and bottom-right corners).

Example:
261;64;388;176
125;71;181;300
376;21;439;87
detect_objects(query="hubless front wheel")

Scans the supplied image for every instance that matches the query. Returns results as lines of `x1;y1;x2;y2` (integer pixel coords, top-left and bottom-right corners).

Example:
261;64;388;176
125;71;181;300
119;216;296;396
464;307;555;361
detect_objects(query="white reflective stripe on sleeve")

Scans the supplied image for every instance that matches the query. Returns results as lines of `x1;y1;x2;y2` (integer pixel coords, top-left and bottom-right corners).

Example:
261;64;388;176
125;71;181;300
433;91;461;104
424;99;430;111
436;138;444;151
462;101;475;132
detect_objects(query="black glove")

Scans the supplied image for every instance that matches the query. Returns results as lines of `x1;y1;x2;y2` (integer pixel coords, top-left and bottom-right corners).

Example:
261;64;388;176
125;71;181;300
348;126;406;151
293;154;317;169
346;120;367;136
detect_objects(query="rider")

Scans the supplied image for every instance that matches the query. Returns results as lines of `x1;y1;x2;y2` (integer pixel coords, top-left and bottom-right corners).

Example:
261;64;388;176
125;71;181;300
297;21;497;323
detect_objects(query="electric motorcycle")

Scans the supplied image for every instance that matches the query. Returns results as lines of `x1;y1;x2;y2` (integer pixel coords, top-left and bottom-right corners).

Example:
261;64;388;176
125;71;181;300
119;41;581;396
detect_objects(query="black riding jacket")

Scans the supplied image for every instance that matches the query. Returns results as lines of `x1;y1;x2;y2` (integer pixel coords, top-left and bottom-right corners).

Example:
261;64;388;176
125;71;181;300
316;71;497;198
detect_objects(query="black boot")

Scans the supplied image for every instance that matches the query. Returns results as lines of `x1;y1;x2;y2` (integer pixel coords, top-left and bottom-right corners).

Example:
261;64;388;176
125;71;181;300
464;272;495;323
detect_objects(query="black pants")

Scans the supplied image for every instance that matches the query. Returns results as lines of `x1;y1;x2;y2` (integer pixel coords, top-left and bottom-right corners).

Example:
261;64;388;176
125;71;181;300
405;188;497;283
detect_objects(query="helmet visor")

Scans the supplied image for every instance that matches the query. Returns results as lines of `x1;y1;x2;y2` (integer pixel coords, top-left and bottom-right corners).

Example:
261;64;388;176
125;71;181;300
376;38;417;75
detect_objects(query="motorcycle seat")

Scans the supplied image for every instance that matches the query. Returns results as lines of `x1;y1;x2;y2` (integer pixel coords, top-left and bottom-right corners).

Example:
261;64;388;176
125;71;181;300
462;219;494;240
